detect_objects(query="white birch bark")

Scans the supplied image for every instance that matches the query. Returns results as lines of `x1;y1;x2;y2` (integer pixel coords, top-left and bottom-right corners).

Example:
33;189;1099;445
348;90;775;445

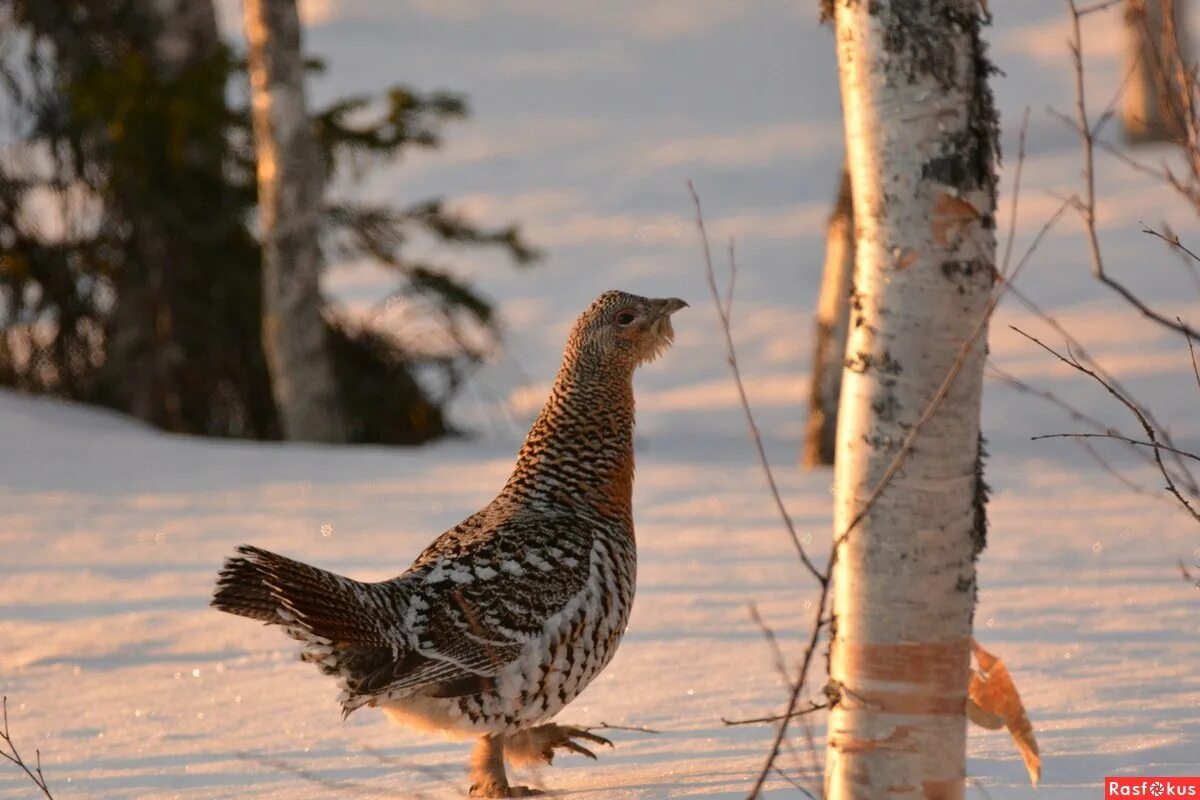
826;2;997;797
245;0;347;442
1121;0;1189;144
803;164;855;467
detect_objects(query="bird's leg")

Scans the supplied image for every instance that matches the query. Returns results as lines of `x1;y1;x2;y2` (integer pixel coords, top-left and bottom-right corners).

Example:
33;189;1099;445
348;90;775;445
469;734;543;798
503;723;614;766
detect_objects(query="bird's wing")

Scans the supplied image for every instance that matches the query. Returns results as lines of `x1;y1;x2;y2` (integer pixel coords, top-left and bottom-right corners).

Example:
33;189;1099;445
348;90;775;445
374;513;599;698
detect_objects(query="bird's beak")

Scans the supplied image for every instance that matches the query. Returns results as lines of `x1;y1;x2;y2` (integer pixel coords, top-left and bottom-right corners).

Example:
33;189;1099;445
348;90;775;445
653;298;689;317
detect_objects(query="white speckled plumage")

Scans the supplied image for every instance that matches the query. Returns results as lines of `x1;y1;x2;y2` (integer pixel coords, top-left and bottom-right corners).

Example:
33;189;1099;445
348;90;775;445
212;290;685;797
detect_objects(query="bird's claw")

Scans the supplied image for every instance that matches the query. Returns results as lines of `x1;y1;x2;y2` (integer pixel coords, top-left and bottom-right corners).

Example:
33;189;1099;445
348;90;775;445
469;782;545;797
539;725;613;764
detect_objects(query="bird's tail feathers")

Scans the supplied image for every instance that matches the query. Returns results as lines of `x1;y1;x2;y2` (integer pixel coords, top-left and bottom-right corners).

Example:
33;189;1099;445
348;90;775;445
212;545;409;714
212;545;381;640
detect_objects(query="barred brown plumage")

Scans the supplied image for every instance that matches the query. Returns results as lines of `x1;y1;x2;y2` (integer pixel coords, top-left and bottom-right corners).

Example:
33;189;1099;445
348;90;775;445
211;290;686;798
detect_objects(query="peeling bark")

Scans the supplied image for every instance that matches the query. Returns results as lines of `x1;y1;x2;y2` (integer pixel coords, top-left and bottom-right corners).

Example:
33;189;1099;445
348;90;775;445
803;164;855;468
826;1;997;798
245;0;347;442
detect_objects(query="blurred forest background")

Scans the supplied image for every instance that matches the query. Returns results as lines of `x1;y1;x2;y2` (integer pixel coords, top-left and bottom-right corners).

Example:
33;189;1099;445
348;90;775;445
0;0;539;445
0;0;1199;797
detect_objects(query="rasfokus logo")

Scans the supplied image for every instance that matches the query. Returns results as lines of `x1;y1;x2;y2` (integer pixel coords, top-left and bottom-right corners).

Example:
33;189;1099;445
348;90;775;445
1106;778;1200;798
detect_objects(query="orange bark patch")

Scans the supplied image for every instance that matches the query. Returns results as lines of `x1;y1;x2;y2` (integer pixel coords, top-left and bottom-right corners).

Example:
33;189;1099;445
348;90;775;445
931;193;981;246
922;777;963;800
832;724;918;754
852;688;963;716
839;639;971;689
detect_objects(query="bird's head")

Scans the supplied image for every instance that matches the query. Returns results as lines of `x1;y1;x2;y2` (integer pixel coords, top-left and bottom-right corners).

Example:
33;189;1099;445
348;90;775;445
567;290;688;372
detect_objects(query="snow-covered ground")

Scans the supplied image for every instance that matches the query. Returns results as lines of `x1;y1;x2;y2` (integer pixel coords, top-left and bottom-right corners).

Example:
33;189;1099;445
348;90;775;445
3;1;1200;797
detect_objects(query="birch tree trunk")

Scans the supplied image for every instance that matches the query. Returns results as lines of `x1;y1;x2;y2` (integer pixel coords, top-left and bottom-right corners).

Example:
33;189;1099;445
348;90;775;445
1121;0;1190;144
802;164;855;467
826;2;997;798
245;0;347;442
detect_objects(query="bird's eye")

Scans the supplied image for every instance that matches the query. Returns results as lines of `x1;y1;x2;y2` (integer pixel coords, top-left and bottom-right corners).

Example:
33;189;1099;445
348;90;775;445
615;309;637;326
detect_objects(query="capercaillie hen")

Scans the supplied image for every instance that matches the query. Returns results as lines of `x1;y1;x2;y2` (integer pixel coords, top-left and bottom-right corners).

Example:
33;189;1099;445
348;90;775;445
212;290;686;797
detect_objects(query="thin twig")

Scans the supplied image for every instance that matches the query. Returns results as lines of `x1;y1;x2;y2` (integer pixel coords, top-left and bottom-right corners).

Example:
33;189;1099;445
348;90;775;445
748;603;790;687
1180;560;1200;589
585;722;662;735
1143;225;1200;264
987;365;1159;466
724;238;738;322
1095;138;1173;183
772;765;820;800
1031;432;1200;463
1002;281;1200;497
1000;107;1031;279
993;358;1168;497
1075;436;1163;499
1184;317;1200;395
689;181;825;585
1064;0;1200;341
0;697;54;799
1143;226;1200;296
1093;58;1141;139
969;776;999;800
1076;0;1122;15
1013;326;1200;522
722;702;828;727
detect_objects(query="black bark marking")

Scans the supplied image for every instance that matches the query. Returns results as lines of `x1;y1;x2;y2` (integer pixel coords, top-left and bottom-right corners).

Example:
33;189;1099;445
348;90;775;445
972;433;990;559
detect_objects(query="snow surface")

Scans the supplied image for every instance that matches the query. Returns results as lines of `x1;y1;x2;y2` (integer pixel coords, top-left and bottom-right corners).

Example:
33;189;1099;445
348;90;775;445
3;1;1200;797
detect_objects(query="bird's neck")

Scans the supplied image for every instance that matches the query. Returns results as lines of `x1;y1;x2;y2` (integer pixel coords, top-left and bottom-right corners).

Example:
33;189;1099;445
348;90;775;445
503;352;635;523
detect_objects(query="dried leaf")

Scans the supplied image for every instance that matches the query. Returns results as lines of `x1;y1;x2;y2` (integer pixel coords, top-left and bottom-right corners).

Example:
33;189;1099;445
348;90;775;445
968;638;1041;786
965;698;1005;730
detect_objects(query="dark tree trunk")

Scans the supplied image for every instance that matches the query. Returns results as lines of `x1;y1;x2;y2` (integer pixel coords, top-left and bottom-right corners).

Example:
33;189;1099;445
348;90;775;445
1122;0;1190;144
802;163;854;468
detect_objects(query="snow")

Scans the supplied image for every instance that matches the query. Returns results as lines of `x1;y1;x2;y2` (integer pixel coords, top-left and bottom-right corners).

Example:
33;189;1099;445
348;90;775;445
3;1;1200;797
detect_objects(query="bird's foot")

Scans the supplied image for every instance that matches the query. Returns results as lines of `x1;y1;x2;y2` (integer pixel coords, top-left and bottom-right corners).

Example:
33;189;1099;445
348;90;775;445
504;723;614;766
468;781;545;798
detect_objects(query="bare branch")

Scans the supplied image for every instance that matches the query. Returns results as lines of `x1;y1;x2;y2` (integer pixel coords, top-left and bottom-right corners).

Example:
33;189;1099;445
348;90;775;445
1031;432;1200;463
689;181;826;585
584;722;662;735
0;698;54;799
1095;138;1174;182
748;603;791;689
1141;226;1200;296
1013;325;1200;523
772;765;820;800
1092;59;1141;138
1000;107;1031;279
1186;317;1200;395
1063;0;1200;341
989;362;1173;497
1002;281;1200;497
1075;0;1123;15
969;776;1000;800
722;702;828;727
